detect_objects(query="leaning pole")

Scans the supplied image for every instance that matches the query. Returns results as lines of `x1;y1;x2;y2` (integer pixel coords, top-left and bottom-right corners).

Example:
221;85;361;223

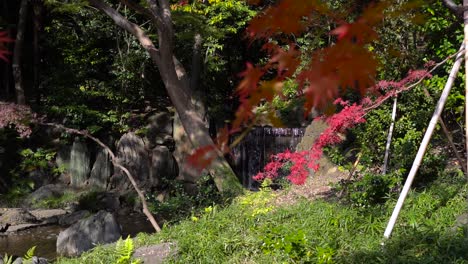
464;0;468;176
383;44;464;239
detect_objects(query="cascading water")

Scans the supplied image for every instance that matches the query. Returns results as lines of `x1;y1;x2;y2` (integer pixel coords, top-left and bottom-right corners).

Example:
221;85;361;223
230;127;305;190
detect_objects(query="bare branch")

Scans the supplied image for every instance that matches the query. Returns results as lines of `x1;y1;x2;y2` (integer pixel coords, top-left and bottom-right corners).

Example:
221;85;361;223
364;47;465;112
41;122;162;233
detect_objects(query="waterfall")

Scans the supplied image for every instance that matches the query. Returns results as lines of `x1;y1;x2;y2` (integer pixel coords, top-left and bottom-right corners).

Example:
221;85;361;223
230;127;305;190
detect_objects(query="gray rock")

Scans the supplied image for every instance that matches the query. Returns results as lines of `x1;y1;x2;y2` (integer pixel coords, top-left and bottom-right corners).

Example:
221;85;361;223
58;210;90;226
0;209;37;226
133;243;177;264
12;257;22;264
28;170;50;190
96;193;120;212
56;210;121;257
31;256;49;264
149;146;177;188
89;148;112;190
146;112;173;149
110;133;150;190
56;145;71;184
27;184;64;206
69;138;91;187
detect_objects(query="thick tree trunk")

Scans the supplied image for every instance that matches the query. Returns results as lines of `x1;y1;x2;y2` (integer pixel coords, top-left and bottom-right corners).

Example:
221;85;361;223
12;0;28;105
88;0;243;195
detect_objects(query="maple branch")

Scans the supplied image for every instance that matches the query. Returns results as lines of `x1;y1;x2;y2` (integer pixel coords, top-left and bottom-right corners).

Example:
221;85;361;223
40;122;162;233
363;47;465;112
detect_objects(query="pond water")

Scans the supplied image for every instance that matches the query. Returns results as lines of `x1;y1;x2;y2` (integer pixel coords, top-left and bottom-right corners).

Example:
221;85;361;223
0;212;155;261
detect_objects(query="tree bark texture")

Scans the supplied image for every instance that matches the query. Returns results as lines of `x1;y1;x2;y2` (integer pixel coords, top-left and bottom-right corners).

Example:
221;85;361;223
88;0;243;195
12;0;28;105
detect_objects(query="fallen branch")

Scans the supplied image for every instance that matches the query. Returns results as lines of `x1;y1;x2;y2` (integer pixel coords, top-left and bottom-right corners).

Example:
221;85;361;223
41;122;162;232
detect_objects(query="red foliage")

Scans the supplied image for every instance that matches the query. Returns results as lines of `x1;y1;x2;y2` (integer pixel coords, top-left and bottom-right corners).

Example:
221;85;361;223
255;66;432;184
0;102;33;137
0;31;14;62
174;1;425;181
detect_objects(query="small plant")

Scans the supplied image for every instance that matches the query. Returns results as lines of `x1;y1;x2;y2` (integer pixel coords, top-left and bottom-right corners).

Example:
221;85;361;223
261;228;313;262
115;236;141;264
2;245;36;264
339;171;403;208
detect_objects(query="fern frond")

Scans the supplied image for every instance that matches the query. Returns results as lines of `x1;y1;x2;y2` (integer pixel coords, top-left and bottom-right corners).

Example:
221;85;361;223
115;236;136;264
24;245;36;260
3;253;13;264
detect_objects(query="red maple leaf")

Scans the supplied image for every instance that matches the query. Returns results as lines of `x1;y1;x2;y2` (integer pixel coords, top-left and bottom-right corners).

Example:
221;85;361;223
187;145;217;172
0;31;13;62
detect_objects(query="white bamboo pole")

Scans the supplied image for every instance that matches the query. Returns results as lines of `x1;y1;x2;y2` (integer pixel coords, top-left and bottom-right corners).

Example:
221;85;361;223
383;96;398;174
383;45;464;239
464;0;468;176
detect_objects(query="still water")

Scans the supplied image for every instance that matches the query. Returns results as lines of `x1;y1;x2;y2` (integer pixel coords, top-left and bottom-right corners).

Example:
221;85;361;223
0;212;155;261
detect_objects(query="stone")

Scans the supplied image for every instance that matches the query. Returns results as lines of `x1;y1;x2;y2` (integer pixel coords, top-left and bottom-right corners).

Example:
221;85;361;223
56;210;121;257
28;170;51;190
149;146;178;189
69;139;91;187
0;209;37;226
26;184;64;206
31;256;49;264
58;210;90;226
12;257;22;264
133;243;177;264
89;148;112;190
146;112;173;148
110;133;150;190
56;145;71;184
96;192;120;212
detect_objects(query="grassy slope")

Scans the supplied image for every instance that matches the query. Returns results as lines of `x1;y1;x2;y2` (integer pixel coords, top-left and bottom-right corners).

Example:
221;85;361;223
57;173;468;264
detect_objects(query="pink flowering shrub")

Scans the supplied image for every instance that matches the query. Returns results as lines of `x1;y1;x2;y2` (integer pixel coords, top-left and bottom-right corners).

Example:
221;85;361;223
254;67;432;185
0;102;33;137
254;99;366;185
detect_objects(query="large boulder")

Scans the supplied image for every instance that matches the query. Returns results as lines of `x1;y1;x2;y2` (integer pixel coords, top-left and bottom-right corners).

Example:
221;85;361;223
110;133;150;190
69;138;91;187
146;112;173;149
55;145;71;184
149;146;177;189
56;210;121;257
89;148;112;190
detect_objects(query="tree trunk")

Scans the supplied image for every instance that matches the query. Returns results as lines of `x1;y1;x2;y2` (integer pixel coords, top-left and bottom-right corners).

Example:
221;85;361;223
88;0;243;195
33;0;43;106
12;0;28;105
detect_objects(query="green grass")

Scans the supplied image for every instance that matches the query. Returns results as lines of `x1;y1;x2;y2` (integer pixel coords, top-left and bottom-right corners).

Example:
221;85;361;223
56;173;468;264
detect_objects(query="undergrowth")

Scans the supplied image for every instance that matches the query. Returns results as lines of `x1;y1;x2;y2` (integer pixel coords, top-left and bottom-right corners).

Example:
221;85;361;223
57;172;468;264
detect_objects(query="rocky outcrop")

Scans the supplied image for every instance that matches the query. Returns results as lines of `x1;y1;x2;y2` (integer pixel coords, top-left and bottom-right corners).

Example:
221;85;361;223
56;210;121;257
149;146;177;188
69;139;91;187
110;132;150;190
89;148;112;190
